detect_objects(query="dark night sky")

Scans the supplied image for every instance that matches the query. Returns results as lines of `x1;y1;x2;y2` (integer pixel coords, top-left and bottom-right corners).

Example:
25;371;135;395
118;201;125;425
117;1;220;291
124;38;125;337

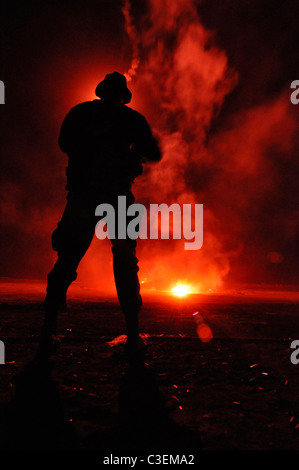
1;0;299;292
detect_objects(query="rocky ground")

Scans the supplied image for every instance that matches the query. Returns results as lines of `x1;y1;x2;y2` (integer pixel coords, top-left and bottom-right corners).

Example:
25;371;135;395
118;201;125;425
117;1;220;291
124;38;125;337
0;282;299;451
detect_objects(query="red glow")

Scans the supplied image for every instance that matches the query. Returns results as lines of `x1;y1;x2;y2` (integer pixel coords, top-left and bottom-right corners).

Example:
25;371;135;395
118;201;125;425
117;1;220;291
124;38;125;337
66;2;297;295
2;0;298;296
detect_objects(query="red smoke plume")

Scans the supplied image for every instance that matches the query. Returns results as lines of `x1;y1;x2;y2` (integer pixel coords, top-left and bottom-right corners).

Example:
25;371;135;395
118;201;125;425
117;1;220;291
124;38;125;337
79;0;240;294
111;0;298;294
131;0;238;293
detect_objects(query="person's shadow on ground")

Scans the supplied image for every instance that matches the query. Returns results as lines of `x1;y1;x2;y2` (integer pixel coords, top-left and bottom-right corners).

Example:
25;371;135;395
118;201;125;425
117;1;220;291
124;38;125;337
82;361;201;450
0;358;201;450
0;359;80;449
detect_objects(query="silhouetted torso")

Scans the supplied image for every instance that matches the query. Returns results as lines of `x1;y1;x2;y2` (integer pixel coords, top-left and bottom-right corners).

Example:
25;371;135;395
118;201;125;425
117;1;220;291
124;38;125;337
58;99;160;195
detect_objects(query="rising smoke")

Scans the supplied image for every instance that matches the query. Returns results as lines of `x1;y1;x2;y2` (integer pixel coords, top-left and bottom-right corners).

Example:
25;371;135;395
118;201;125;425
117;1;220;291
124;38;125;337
120;0;299;292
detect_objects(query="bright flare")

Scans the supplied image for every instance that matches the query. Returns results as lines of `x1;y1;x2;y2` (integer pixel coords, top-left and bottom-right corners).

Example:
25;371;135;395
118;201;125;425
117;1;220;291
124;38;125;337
171;284;191;297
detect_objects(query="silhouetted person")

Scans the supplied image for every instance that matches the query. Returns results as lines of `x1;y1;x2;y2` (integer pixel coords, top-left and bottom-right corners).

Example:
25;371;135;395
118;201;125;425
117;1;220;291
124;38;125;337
38;72;161;360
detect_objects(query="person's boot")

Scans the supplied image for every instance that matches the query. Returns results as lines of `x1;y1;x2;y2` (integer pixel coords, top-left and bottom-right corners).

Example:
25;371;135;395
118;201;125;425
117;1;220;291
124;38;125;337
34;308;60;362
124;311;148;362
124;334;148;363
35;284;67;362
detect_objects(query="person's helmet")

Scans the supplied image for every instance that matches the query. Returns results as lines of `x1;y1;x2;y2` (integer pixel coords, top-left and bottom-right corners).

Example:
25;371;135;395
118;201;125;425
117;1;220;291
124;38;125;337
95;72;132;104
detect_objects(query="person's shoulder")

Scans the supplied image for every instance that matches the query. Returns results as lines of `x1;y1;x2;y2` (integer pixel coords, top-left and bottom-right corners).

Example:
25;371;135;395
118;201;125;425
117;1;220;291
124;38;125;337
122;104;147;123
62;101;99;122
69;100;96;113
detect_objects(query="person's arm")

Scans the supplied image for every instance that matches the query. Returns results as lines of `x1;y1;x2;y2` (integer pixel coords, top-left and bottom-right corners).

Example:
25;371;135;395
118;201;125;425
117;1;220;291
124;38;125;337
58;108;75;154
58;103;90;154
134;115;162;162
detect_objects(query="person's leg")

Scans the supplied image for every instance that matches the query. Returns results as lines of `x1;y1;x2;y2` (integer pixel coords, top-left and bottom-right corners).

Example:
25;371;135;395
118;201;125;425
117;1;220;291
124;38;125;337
110;192;144;358
111;237;142;342
41;192;95;345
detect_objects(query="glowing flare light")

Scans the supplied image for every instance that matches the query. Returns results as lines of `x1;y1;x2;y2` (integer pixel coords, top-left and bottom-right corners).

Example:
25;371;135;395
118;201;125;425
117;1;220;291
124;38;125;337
171;284;191;297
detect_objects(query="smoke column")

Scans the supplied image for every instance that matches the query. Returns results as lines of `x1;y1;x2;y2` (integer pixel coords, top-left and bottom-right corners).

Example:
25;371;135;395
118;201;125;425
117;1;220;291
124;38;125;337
122;0;238;292
122;0;140;82
120;0;299;293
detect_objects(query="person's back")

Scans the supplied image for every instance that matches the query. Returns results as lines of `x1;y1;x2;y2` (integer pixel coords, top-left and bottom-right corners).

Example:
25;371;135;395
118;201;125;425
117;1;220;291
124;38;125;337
58;85;160;196
37;72;161;362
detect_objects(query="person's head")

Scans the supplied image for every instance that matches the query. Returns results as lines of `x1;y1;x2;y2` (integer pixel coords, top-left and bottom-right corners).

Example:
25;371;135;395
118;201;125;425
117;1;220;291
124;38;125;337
95;72;132;104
